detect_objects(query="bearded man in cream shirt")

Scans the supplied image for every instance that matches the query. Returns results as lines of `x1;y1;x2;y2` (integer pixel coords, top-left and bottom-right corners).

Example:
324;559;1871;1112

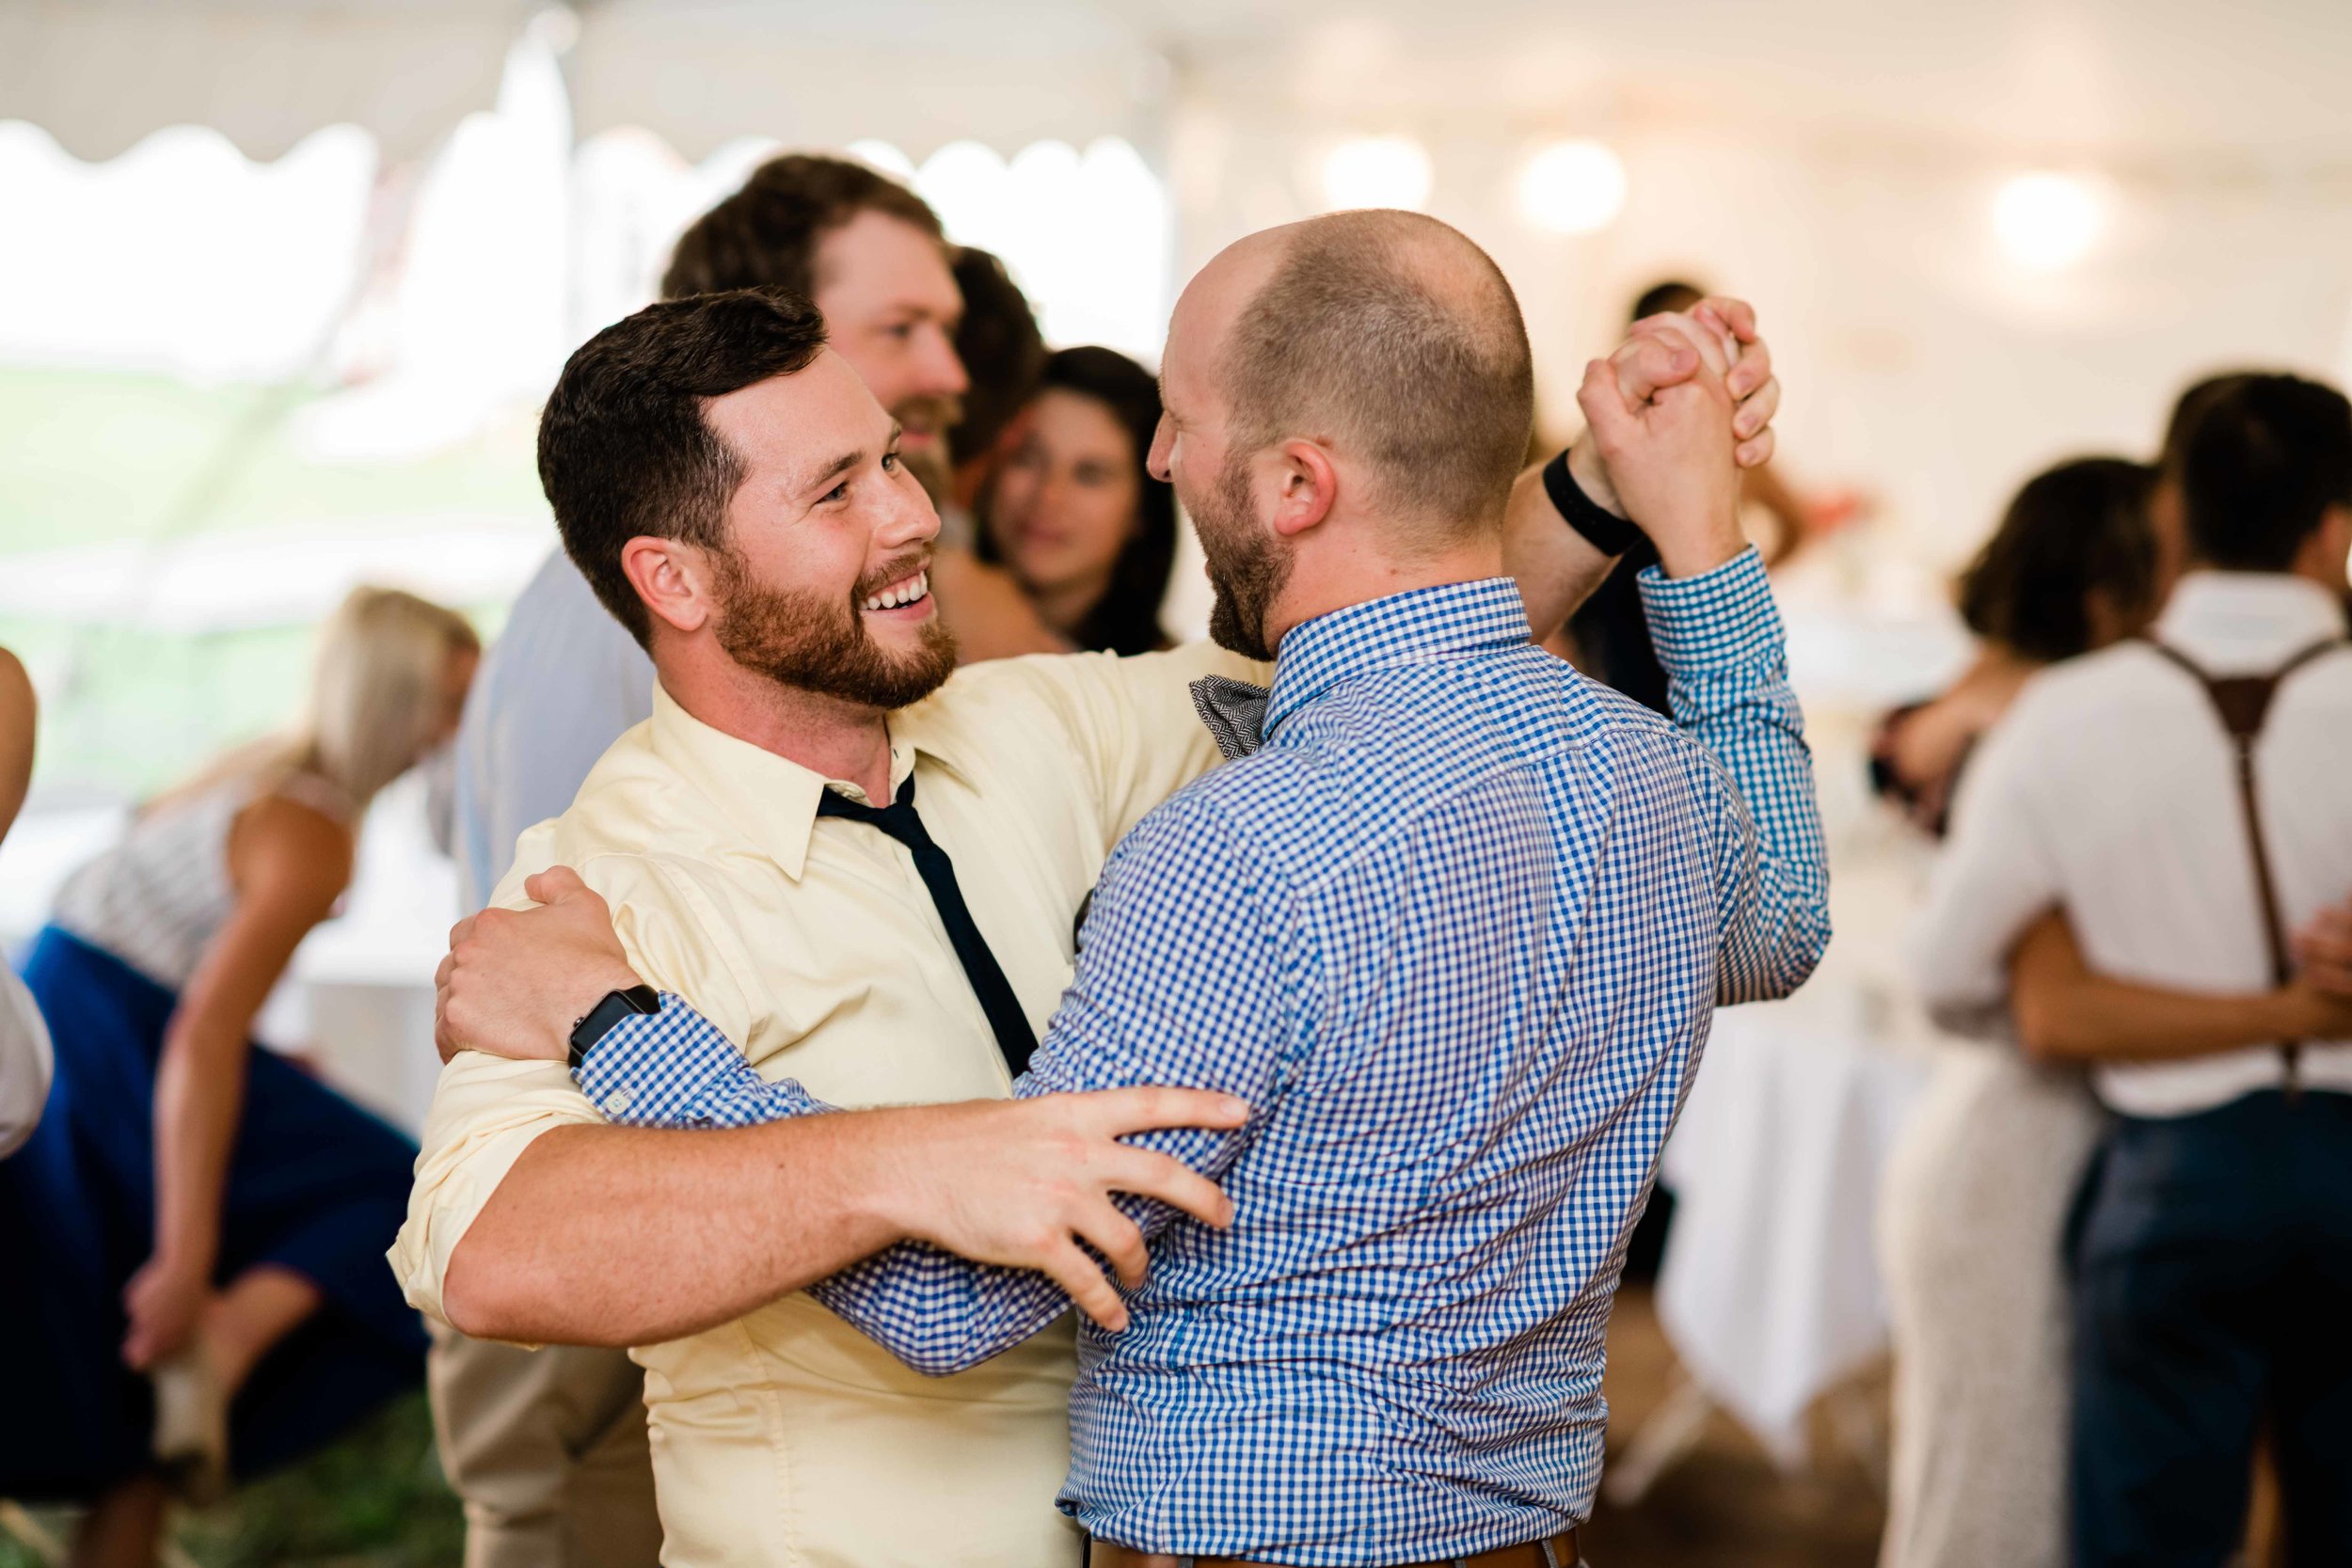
401;270;1784;1562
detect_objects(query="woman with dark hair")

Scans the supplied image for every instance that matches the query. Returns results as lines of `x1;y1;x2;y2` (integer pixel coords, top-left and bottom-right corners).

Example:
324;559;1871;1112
977;345;1177;657
1871;457;2160;835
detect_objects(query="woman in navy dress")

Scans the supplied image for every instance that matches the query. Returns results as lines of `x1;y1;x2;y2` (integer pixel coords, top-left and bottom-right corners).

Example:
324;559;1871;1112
1;587;478;1566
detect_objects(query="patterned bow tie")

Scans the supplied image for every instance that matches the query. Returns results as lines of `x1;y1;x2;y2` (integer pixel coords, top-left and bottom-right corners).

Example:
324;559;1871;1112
1189;674;1271;761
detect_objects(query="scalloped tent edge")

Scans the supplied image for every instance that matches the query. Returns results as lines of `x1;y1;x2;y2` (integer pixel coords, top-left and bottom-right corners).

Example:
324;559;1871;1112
0;0;1167;169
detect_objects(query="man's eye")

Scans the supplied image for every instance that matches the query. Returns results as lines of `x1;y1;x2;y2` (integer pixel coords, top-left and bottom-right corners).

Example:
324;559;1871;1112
821;481;850;504
882;451;901;473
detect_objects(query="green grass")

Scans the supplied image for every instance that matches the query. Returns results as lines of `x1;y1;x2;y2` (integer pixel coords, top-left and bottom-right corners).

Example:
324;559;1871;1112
0;363;539;797
0;365;543;557
0;1393;464;1568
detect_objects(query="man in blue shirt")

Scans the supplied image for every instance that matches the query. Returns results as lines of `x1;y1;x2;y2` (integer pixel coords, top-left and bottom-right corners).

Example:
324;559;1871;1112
440;212;1825;1565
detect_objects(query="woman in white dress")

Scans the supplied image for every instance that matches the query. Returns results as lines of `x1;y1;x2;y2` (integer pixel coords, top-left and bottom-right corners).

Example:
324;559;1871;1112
1873;455;2162;1568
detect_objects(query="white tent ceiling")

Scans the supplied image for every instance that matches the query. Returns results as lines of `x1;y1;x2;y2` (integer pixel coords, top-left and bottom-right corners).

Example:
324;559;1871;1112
4;0;2349;166
0;0;532;162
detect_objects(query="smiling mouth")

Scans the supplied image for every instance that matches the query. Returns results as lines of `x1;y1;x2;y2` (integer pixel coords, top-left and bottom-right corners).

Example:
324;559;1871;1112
860;568;931;614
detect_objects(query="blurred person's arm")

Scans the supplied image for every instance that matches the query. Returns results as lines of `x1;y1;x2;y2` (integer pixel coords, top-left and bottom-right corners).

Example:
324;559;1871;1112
928;546;1071;662
0;647;31;842
125;795;353;1369
2297;899;2352;996
0;648;47;1158
1907;697;2067;1037
2008;911;2352;1061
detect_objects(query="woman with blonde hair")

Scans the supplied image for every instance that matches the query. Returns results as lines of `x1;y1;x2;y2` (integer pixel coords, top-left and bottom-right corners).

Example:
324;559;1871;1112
0;587;478;1567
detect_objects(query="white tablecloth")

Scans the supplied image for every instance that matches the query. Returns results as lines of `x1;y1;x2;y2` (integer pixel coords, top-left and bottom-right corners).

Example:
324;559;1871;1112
1648;646;1948;1467
1656;996;1930;1465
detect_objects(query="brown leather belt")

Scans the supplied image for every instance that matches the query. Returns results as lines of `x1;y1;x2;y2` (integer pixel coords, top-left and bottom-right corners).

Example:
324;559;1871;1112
1089;1529;1581;1568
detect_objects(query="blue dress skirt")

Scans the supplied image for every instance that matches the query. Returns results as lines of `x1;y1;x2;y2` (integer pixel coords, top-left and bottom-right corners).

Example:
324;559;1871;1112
0;926;427;1499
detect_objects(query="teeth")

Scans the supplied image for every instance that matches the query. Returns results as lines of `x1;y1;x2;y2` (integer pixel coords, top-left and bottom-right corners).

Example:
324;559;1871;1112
862;572;929;612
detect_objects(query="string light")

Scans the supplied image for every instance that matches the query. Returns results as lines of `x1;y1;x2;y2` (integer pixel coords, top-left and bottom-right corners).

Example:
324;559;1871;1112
1518;140;1627;235
1993;171;2104;270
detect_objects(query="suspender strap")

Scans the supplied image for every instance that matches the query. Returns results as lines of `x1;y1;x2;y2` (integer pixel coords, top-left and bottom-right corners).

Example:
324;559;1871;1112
2141;636;2346;1091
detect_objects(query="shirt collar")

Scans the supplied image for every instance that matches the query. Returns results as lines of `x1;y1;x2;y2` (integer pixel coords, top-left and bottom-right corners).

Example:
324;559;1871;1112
2152;571;2349;676
645;682;960;880
1263;577;1533;741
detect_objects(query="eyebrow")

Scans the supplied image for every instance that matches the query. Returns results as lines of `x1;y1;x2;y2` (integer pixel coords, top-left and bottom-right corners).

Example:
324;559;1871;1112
797;423;901;499
802;447;863;496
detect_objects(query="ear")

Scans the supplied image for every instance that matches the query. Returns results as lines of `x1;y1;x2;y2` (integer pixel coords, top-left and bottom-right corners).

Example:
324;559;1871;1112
1266;438;1340;541
621;535;720;638
2299;502;2352;583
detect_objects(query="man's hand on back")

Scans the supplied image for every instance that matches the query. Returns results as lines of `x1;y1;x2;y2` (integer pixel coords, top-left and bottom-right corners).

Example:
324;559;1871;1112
871;1087;1248;1331
437;867;641;1065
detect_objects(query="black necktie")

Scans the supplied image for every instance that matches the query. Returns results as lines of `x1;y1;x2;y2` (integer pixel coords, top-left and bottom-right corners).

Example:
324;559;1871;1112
816;776;1038;1078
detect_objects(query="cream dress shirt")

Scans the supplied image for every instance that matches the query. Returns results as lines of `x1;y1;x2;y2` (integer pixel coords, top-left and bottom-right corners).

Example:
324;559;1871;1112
1911;572;2352;1117
393;641;1259;1567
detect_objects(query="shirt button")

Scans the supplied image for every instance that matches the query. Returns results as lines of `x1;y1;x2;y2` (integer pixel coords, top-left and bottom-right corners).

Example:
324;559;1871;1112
603;1089;632;1115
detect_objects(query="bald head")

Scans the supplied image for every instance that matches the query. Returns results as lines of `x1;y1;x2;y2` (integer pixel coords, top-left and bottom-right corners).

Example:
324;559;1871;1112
1211;211;1534;538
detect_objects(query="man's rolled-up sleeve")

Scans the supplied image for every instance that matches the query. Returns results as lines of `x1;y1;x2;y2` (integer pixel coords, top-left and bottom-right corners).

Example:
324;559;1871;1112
391;1054;602;1326
389;846;762;1328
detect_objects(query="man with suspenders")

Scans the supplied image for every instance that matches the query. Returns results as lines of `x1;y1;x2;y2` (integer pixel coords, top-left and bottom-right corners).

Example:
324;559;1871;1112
1912;372;2352;1567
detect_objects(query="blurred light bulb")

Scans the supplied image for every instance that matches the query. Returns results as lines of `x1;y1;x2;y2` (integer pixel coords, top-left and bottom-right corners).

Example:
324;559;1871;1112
1518;140;1627;235
1322;136;1432;211
1993;171;2104;270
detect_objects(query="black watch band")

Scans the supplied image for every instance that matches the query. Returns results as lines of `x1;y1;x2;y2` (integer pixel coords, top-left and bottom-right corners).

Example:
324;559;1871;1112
1542;449;1643;558
567;985;662;1071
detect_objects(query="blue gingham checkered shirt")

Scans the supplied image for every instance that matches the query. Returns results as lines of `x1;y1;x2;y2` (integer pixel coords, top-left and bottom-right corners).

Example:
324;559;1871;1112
578;549;1828;1562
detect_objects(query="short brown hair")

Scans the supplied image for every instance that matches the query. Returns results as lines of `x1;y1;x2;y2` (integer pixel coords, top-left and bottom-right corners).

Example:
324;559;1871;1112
1223;211;1534;535
661;154;944;303
538;288;829;647
2180;372;2352;572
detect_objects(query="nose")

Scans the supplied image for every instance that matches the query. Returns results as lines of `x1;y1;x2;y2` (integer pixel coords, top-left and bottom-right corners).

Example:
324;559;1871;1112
922;324;968;399
1146;415;1174;483
880;468;942;552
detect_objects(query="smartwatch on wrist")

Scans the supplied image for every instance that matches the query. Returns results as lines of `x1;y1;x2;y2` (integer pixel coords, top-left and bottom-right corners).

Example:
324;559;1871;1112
567;985;662;1071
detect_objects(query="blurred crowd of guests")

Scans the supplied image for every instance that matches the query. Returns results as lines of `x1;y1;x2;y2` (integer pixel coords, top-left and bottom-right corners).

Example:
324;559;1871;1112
1;141;2348;1568
1871;375;2352;1568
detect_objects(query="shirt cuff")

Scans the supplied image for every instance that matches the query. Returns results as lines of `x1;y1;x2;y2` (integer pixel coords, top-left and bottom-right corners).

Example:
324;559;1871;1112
572;993;745;1125
1635;546;1781;672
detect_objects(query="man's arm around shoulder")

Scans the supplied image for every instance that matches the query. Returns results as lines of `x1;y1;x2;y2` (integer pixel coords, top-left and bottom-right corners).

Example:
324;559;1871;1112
423;868;1245;1348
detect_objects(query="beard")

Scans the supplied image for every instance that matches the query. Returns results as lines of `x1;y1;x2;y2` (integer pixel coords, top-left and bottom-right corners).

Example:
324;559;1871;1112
894;392;963;502
1189;454;1293;661
711;546;958;711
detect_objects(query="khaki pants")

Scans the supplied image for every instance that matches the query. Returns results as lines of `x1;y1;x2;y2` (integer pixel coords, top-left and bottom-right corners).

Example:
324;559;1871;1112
428;1320;663;1568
